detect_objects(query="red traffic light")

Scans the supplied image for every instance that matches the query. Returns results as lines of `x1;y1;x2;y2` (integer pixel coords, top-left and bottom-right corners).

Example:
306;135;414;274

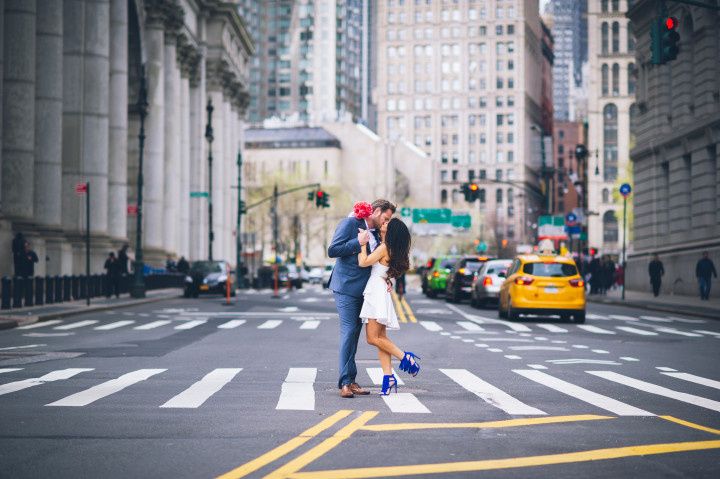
316;190;324;198
665;17;678;30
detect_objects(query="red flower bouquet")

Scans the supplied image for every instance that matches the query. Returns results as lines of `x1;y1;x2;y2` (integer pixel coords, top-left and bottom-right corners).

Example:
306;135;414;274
353;201;373;220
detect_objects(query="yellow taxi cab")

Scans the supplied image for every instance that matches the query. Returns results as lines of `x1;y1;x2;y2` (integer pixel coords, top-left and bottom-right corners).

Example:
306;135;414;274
498;253;586;323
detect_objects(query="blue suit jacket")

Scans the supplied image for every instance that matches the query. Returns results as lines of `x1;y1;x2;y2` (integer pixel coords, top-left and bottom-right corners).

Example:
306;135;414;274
327;217;372;298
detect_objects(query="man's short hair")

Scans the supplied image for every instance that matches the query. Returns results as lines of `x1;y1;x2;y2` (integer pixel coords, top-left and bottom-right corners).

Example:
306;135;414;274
371;199;396;213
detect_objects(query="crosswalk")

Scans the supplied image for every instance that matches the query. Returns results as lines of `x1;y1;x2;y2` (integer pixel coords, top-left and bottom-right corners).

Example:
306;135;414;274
1;365;718;417
14;318;330;333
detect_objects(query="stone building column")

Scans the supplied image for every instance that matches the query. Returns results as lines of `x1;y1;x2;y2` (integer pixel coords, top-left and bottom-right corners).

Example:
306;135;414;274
107;0;128;241
188;63;204;260
177;41;196;258
162;9;183;256
2;0;36;220
142;9;166;252
206;65;224;260
61;0;110;267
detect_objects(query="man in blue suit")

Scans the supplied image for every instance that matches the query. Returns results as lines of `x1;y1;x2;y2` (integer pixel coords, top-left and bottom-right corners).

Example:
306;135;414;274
328;199;396;398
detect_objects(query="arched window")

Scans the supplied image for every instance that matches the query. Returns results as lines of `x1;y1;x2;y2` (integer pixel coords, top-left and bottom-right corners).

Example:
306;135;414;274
603;104;618;181
627;21;636;52
601;23;609;54
603;211;618;243
628;63;636;95
441;189;448;204
479;189;486;203
612;63;620;96
602;188;610;203
611;0;619;12
496;189;503;203
612;22;620;53
601;64;609;96
601;0;608;12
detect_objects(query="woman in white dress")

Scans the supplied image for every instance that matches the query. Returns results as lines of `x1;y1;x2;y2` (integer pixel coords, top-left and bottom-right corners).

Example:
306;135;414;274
358;218;420;395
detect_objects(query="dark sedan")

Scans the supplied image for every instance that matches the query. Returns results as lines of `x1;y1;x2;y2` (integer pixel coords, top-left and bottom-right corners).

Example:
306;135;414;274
184;260;235;297
445;256;493;303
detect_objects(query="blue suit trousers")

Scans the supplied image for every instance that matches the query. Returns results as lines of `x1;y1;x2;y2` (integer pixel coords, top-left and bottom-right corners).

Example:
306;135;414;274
334;292;364;389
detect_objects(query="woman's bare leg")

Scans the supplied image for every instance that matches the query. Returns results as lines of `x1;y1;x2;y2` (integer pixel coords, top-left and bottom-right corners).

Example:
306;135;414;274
366;319;404;364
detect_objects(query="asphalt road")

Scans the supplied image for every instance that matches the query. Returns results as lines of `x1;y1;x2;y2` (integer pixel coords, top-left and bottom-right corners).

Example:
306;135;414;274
0;280;718;478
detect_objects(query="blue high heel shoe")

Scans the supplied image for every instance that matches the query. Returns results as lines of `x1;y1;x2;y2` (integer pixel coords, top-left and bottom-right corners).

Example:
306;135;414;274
399;352;421;377
380;374;398;395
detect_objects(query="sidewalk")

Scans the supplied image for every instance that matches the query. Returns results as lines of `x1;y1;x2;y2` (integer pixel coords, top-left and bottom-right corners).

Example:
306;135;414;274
587;288;720;320
0;288;182;330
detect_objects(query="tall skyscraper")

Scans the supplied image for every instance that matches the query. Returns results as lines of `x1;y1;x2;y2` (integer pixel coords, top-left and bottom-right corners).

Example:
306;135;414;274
376;0;550;247
240;1;374;127
587;0;636;256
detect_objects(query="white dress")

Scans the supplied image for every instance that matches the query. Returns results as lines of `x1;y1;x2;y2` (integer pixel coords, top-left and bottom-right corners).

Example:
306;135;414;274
359;263;400;330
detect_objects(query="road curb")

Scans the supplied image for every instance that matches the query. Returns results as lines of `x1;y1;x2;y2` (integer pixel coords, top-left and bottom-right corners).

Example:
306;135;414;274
0;293;182;330
587;297;720;320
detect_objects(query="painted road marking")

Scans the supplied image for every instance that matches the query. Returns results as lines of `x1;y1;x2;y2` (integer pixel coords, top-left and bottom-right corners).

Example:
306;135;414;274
258;320;283;329
0;344;45;351
509;346;569;351
640;315;673;323
620;357;640;361
656;367;677;372
54;320;98;330
161;368;242;408
514;369;653;416
276;368;317;411
0;368;93;396
586;313;609;320
134;320;172;330
366;368;405;386
653;327;703;338
94;320;135;330
616;326;658;336
0;368;23;374
16;320;64;330
527;364;548;370
504;355;522;360
457;321;484;332
546;359;621;365
382;393;431;414
300;320;321;330
535;324;568;333
46;369;166;407
400;297;417;323
588;371;720;412
174;320;207;330
660;372;720;390
390;291;407;323
577;325;615;335
608;315;638;321
361;414;611;432
419;321;443;332
440;369;546;415
693;330;720;337
498;321;533;332
218;320;246;329
667;316;705;324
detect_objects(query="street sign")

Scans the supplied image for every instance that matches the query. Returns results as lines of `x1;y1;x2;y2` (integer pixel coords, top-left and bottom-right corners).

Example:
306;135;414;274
412;208;452;224
477;241;488;253
400;207;411;217
538;215;567;239
190;191;209;198
565;212;577;224
451;213;471;229
75;182;88;195
127;205;138;216
620;183;632;198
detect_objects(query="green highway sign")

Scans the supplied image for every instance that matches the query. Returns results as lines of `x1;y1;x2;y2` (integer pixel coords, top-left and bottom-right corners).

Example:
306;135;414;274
190;191;209;198
412;208;452;224
401;207;412;217
451;214;471;229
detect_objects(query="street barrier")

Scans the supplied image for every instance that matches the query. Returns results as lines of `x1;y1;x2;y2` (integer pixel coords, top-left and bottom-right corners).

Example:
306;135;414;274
0;273;185;310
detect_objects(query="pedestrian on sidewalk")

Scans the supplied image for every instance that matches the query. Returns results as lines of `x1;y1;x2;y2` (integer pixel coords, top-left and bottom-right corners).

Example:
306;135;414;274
648;253;664;297
104;252;121;298
177;256;190;275
17;241;39;278
588;254;601;294
11;232;26;276
695;251;717;301
118;244;130;275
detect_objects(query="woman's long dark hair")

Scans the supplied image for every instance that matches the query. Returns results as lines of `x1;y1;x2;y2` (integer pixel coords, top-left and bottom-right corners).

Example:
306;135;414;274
384;218;411;279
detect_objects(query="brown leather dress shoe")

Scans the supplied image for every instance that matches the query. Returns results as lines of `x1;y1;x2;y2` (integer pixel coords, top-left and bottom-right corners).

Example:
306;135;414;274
349;383;370;395
340;384;354;398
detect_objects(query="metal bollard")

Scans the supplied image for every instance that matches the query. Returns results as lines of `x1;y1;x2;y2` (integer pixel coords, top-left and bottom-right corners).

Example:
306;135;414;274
24;277;34;307
35;277;44;306
63;276;71;302
54;276;62;303
45;276;53;304
71;275;79;300
79;276;87;300
12;276;22;308
1;277;11;310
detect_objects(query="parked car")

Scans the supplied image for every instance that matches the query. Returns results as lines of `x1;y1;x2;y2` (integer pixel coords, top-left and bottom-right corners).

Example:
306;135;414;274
424;256;460;298
470;259;513;308
498;253;586;322
184;260;235;297
308;266;323;284
420;258;436;295
445;256;493;303
322;263;334;288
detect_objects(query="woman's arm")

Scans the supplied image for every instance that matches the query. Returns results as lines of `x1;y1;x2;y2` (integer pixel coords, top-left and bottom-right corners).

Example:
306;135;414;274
358;243;387;268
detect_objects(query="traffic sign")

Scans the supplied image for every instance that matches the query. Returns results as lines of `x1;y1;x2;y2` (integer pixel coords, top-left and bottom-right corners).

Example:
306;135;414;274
400;207;411;217
451;213;471;229
190;191;209;198
620;183;632;198
565;212;577;224
412;208;452;224
477;241;488;253
127;205;138;216
75;182;88;195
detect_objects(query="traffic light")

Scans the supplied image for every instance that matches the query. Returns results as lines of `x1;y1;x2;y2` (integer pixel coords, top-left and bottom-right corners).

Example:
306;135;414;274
315;190;330;208
321;192;330;208
461;183;480;202
239;200;247;215
307;190;315;202
575;144;588;161
651;16;680;65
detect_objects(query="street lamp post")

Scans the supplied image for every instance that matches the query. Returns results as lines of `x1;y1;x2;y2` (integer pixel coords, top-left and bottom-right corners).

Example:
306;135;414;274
619;183;632;301
205;99;214;261
131;65;149;299
236;152;243;288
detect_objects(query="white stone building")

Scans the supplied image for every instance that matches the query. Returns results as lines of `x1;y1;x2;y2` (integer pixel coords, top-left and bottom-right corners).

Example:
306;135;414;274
0;0;253;276
586;0;636;256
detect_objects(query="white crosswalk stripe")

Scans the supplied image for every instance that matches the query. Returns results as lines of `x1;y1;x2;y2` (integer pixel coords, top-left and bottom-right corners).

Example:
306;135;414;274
276;368;316;411
54;320;98;330
16;320;64;330
497;321;532;332
174;320;207;330
218;320;246;329
653;327;703;338
514;369;653;416
366;368;406;386
616;326;658;336
0;369;93;396
419;321;443;332
587;371;720;413
258;320;283;329
535;324;568;333
577;325;616;335
440;368;545;415
456;321;484;331
660;372;720;390
94;320;135;330
586;313;609;320
608;315;638;321
0;368;23;374
46;369;166;407
134;320;172;330
300;320;321;330
693;330;720;337
161;369;242;408
381;393;431;413
639;315;673;323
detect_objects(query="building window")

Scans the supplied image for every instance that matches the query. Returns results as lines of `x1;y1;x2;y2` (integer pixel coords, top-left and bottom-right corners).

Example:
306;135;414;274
496;189;503;203
602;188;610;203
603;211;618;242
601;64;609;96
601;23;609;54
441;189;448;204
628;63;637;95
612;22;620;53
441;170;448;182
612;63;620;96
628;21;636;52
611;0;619;12
603;104;618;181
601;0;608;12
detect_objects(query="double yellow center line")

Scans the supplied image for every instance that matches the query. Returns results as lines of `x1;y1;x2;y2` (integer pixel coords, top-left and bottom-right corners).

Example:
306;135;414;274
390;291;417;323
